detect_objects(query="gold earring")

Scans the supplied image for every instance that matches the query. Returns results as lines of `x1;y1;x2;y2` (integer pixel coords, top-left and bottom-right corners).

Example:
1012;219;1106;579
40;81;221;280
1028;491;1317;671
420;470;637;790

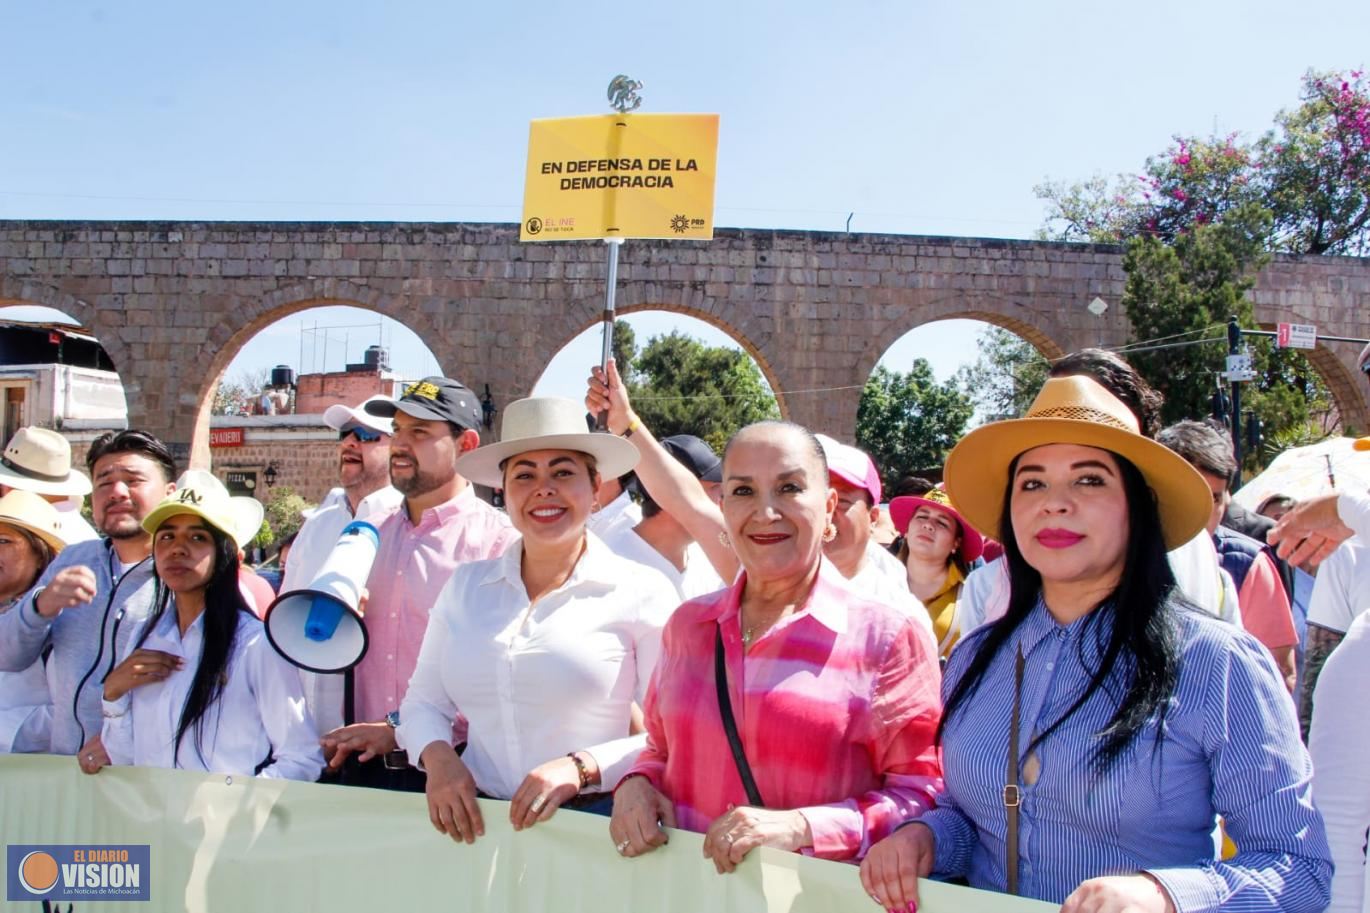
822;524;837;543
718;531;732;549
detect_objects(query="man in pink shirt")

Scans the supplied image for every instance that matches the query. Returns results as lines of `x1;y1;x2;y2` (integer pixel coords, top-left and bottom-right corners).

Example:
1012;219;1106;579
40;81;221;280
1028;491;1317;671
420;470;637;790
321;377;518;791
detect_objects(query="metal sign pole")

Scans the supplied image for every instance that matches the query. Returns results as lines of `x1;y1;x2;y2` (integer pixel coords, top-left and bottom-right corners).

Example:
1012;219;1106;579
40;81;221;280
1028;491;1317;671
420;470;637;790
594;76;643;430
596;237;624;429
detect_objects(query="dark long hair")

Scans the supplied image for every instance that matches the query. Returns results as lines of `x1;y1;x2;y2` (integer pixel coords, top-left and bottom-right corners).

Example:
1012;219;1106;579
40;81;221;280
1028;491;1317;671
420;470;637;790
938;451;1183;772
136;522;250;768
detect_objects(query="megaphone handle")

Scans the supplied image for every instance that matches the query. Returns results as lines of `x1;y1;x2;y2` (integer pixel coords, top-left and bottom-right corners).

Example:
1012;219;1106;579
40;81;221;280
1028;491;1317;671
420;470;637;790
344;669;356;728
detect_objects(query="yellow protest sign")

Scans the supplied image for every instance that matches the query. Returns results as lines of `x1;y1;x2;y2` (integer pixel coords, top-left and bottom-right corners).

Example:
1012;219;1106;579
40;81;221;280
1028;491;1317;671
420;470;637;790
521;113;720;241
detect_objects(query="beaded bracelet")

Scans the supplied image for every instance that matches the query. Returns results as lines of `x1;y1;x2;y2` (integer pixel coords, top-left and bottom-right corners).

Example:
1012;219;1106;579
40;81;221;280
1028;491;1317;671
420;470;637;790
567;751;593;791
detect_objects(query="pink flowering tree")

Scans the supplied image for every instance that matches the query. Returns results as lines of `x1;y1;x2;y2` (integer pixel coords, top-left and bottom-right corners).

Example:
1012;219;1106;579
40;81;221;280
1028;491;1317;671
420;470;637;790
1262;69;1370;255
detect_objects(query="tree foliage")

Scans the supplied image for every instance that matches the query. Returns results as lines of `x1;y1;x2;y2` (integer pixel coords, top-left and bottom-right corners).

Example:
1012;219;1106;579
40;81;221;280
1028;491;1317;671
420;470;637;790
1265;70;1370;256
250;485;313;551
211;367;272;416
1121;205;1270;426
856;361;975;490
954;326;1051;420
622;330;779;454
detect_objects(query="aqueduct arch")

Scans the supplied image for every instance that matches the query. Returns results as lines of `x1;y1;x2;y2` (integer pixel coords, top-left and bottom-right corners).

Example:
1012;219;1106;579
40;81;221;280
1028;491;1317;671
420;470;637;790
534;299;789;419
191;280;454;468
0;222;1365;467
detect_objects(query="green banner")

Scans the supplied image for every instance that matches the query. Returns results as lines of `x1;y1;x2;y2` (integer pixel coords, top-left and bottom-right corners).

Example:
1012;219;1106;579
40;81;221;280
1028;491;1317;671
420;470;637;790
1;755;1052;912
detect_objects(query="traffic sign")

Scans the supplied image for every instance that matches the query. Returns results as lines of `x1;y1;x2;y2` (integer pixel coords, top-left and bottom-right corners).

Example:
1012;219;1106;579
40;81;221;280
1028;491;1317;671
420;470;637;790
1276;322;1317;350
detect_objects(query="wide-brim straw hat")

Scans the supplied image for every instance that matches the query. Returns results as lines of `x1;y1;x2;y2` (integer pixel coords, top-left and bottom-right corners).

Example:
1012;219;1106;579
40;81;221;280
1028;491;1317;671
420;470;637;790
141;470;261;550
0;489;66;555
889;488;985;564
455;397;639;489
0;427;92;497
943;375;1211;550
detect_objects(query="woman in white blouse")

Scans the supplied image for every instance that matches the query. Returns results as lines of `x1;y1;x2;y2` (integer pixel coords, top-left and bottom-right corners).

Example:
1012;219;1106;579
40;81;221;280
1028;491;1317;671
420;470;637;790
397;397;677;843
82;471;322;781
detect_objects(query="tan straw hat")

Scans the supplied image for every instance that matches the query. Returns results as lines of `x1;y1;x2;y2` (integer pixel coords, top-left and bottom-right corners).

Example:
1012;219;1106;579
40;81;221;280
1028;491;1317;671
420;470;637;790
0;427;92;497
141;470;261;550
455;397;639;489
0;489;66;554
943;375;1211;550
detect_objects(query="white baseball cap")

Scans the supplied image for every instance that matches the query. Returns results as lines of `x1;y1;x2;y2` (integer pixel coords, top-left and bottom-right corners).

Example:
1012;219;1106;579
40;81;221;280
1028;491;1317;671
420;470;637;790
323;396;394;437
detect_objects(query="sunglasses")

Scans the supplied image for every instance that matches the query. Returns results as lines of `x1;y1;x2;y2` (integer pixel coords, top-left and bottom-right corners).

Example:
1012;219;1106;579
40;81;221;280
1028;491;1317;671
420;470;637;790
338;426;384;443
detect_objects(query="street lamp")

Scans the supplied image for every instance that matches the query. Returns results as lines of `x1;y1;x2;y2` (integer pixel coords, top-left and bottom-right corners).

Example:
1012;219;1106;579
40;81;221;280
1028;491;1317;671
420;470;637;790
264;462;279;489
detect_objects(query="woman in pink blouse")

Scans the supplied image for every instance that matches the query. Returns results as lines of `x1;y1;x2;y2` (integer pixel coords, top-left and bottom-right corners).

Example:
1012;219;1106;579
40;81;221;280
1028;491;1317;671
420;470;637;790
607;420;944;869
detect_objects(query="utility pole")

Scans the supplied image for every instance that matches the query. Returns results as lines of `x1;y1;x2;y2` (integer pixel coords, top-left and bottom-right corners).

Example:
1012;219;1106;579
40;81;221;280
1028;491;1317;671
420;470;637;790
1227;316;1243;475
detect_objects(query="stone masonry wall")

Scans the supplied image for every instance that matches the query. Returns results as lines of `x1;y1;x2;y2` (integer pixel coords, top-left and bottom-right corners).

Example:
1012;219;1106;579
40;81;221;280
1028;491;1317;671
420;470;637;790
2;222;1366;471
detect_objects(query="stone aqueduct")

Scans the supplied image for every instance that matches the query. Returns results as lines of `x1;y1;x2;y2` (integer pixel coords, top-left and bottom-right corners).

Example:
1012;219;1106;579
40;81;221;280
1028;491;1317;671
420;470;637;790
1;220;1367;468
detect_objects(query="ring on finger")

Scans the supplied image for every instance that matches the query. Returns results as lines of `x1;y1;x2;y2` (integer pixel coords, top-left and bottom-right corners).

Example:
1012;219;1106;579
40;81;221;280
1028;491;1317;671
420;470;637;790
530;794;547;813
616;839;631;854
724;833;734;845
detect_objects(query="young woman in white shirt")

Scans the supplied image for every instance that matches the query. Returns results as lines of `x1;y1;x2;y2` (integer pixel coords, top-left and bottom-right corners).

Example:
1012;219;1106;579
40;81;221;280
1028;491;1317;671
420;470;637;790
397;397;678;843
81;472;323;781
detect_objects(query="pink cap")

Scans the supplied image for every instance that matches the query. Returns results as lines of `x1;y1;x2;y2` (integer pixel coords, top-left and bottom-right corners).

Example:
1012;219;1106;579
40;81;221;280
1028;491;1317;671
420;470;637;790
815;434;882;504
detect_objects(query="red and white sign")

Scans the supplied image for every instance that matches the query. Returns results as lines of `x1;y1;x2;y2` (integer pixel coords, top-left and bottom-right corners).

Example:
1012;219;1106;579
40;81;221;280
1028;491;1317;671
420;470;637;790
210;428;245;448
1276;322;1317;350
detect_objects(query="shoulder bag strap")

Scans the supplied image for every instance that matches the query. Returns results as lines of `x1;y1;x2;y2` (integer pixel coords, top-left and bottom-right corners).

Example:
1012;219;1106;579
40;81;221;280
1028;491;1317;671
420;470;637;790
715;624;765;808
1004;645;1025;895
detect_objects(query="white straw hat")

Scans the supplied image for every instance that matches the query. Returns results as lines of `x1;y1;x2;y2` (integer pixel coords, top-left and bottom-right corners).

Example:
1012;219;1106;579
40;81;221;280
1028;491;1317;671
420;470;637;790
0;489;66;554
0;427;92;497
454;397;639;489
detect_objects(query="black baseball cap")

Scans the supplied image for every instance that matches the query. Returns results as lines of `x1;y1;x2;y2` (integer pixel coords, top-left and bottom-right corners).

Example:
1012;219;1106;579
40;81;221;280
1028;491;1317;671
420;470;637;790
659;434;722;482
365;377;482;432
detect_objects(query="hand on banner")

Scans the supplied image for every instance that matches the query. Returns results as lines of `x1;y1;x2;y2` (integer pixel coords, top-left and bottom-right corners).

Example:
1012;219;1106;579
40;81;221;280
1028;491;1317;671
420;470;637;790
421;741;484;844
509;754;592;831
35;565;99;617
77;734;111;775
702;804;813;874
1268;493;1353;566
609;774;675;858
320;722;396;769
860;822;934;911
585;359;637;436
1061;875;1176;913
103;649;184;701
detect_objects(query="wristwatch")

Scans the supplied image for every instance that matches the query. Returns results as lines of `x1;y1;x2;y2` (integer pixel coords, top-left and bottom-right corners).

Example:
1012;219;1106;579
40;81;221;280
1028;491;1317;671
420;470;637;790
385;710;400;729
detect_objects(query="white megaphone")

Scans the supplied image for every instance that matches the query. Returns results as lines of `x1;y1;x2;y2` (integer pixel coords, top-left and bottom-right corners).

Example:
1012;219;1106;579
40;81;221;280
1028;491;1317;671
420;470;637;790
265;521;378;673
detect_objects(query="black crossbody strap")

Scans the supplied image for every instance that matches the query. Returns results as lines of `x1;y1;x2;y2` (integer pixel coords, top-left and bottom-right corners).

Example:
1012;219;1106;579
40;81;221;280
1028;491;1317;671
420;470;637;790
1004;646;1025;895
715;624;765;808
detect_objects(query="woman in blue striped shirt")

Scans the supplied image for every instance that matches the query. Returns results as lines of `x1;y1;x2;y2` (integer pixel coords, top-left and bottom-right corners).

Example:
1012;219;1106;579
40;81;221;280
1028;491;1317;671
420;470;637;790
861;372;1331;913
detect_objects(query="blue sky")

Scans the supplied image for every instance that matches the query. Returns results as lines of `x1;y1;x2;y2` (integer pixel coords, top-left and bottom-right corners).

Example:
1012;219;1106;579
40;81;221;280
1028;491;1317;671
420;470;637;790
2;0;1366;407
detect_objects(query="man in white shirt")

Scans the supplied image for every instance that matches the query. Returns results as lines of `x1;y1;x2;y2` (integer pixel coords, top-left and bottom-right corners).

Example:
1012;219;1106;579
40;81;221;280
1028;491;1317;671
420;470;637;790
278;397;402;735
587;472;643;542
281;398;402;593
601;435;724;602
1299;538;1370;737
814;435;929;629
0;426;98;545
